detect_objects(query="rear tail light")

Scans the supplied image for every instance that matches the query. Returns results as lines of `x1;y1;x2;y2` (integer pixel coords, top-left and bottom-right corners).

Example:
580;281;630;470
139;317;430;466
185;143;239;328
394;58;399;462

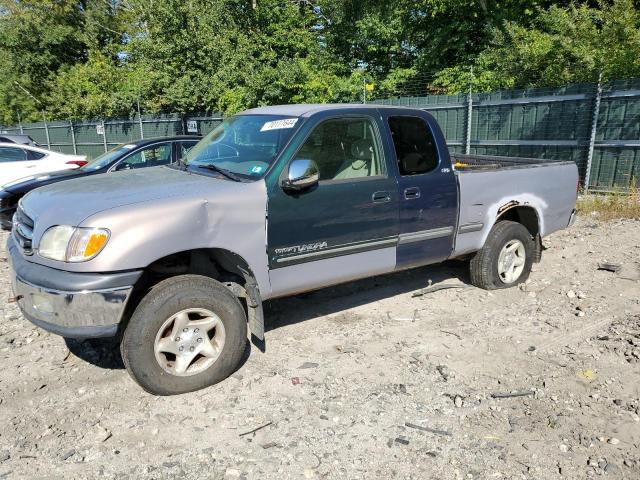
66;160;87;167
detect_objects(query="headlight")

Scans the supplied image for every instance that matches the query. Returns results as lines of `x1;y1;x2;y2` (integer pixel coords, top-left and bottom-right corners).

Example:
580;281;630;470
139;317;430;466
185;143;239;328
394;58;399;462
39;226;110;262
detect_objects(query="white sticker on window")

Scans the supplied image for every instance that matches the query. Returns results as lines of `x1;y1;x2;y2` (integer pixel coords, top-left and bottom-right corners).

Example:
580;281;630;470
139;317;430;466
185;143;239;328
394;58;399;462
122;144;137;150
260;118;298;132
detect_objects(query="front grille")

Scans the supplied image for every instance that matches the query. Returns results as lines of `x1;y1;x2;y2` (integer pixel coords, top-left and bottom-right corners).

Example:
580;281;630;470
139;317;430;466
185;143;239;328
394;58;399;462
13;204;34;255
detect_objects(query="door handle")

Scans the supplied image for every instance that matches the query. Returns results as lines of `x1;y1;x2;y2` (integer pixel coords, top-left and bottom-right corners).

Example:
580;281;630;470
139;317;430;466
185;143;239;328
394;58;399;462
372;191;391;203
404;187;421;200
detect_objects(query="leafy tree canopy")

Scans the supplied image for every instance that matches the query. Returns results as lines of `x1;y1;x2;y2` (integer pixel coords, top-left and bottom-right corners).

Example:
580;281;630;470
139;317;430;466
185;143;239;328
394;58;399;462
0;0;639;123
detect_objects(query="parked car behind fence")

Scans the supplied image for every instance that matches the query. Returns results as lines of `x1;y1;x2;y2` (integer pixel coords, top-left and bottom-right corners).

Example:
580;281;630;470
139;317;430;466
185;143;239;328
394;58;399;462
0;136;200;229
0;143;87;191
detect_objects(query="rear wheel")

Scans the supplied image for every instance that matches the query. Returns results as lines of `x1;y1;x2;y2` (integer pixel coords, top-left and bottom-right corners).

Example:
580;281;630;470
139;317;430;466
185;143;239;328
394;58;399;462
469;221;534;290
121;274;247;395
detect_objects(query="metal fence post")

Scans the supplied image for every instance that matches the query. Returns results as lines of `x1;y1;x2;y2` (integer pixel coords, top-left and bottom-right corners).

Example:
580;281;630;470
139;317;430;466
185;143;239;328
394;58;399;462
137;99;144;139
584;73;603;194
42;112;51;150
69;121;77;155
465;70;473;155
101;120;108;153
18;113;24;134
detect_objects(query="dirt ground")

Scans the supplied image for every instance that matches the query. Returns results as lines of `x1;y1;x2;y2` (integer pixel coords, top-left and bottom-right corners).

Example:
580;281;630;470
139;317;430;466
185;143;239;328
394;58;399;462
0;216;639;480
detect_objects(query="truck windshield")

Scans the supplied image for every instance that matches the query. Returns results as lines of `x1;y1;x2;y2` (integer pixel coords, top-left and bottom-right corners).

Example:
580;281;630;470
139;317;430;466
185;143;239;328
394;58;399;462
184;115;300;178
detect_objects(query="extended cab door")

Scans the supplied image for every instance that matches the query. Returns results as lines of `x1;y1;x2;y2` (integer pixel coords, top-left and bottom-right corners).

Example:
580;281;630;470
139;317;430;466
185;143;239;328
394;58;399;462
266;112;399;297
381;110;459;270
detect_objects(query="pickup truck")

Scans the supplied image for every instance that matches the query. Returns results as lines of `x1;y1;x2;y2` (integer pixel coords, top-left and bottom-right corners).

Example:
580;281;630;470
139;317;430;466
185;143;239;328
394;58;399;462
8;104;578;395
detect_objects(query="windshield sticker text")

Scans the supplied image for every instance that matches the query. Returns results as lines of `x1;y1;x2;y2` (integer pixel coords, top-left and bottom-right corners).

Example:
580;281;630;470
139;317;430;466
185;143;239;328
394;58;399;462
275;241;328;256
260;118;298;132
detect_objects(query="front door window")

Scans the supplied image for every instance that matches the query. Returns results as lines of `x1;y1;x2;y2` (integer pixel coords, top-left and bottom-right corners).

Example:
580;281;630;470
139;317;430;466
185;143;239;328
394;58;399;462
117;143;172;170
294;117;384;181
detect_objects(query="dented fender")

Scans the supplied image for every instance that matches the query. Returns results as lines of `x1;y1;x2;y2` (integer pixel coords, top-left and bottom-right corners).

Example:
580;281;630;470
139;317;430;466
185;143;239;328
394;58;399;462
19;167;273;299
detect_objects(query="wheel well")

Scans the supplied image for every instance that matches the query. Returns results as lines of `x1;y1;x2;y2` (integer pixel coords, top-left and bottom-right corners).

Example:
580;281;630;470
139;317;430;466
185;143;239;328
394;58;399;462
496;205;540;238
120;249;263;338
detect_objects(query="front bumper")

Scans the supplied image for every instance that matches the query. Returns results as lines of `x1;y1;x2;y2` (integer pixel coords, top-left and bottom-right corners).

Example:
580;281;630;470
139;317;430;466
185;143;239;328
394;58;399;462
568;208;577;227
8;236;142;339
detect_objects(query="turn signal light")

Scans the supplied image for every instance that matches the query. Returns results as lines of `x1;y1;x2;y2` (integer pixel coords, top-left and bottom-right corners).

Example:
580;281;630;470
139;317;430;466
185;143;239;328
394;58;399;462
83;232;109;258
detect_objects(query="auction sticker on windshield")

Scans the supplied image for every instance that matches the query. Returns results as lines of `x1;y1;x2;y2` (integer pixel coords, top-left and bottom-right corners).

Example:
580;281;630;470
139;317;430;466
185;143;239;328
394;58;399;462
260;118;298;132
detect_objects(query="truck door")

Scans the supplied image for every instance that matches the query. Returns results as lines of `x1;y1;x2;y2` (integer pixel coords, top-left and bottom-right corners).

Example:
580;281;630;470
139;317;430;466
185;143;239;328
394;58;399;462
267;113;399;297
381;111;459;270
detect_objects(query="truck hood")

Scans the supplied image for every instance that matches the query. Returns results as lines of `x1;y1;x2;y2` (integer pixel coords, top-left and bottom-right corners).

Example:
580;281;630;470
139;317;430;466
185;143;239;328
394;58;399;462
21;166;225;229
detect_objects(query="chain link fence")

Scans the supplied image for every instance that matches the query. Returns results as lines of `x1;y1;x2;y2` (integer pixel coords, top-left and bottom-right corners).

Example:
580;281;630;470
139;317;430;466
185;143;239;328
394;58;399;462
0;113;223;162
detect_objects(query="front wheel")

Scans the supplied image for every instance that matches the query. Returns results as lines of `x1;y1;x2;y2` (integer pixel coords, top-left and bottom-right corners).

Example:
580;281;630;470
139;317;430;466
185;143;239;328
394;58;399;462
469;221;534;290
121;275;247;395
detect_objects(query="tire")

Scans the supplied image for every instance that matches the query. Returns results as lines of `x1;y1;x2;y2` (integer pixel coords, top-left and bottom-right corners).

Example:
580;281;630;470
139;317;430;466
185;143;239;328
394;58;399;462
121;274;247;395
469;221;534;290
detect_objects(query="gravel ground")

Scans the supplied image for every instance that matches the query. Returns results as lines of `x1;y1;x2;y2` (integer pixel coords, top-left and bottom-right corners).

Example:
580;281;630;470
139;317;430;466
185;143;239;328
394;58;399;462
0;217;639;480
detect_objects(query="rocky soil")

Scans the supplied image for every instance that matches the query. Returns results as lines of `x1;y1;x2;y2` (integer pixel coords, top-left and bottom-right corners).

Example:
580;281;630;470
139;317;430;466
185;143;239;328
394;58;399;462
0;217;639;479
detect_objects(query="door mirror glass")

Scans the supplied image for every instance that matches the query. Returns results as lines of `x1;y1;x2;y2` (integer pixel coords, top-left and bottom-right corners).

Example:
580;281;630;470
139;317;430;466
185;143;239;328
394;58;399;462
283;159;319;191
115;162;132;171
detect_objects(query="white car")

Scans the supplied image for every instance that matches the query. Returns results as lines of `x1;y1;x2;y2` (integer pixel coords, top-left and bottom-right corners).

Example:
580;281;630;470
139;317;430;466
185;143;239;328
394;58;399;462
0;143;87;187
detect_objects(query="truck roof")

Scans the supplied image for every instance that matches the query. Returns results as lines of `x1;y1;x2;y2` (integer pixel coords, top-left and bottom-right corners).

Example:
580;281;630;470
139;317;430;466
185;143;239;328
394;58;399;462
242;103;415;117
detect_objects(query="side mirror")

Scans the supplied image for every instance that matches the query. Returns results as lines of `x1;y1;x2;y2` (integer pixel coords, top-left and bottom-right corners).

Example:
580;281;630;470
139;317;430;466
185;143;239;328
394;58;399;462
282;159;319;191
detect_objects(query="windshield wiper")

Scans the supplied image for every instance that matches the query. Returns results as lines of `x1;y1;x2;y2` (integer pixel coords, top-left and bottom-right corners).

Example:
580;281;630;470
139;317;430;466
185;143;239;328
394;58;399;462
194;164;243;182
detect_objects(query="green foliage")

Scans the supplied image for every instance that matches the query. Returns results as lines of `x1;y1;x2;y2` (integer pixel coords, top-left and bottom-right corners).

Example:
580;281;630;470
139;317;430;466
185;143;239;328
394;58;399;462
1;0;640;122
434;0;640;93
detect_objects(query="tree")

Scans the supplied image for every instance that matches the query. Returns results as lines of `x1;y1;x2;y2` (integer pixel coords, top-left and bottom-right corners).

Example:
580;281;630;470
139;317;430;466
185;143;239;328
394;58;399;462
0;0;129;123
123;0;356;114
2;0;640;123
433;0;640;92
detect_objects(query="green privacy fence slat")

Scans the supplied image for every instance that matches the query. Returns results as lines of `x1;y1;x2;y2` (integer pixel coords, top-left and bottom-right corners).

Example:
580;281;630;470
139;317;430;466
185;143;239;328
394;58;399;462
374;79;640;191
3;82;640;191
0;113;224;161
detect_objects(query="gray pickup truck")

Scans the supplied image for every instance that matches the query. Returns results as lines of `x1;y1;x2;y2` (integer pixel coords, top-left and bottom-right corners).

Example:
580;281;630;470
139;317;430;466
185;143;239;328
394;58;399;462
8;104;578;395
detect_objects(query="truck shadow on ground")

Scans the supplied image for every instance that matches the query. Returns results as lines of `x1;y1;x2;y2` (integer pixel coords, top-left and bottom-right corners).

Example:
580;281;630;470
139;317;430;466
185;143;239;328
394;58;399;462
264;259;469;332
64;260;469;370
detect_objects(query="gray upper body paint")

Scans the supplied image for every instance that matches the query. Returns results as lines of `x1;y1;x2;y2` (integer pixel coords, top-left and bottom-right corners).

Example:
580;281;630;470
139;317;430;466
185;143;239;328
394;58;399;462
453;162;578;256
19;166;273;297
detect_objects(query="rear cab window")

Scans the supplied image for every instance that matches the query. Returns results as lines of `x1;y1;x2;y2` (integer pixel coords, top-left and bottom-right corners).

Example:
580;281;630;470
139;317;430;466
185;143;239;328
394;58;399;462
388;116;439;176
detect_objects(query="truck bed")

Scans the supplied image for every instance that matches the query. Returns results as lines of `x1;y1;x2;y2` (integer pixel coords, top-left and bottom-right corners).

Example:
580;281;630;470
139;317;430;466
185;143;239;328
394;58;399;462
451;153;573;171
451;154;579;258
